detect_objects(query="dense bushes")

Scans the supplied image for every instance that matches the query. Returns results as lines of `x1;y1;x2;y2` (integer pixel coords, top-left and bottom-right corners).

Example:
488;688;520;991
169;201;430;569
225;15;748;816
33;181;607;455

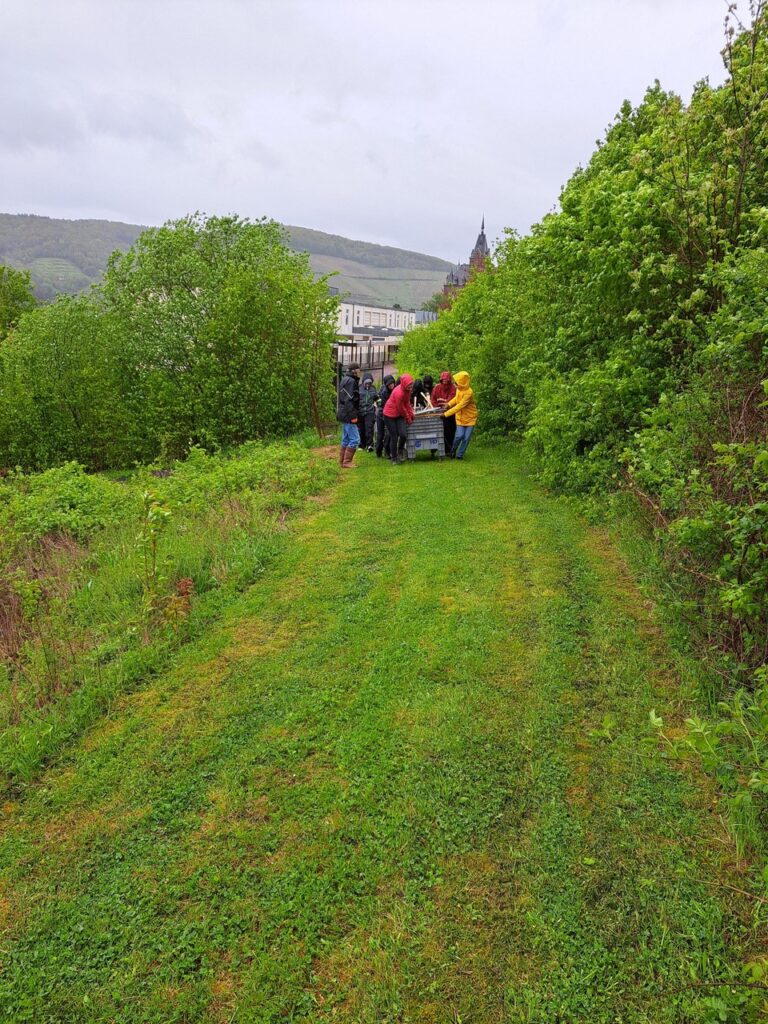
399;6;768;846
0;215;337;470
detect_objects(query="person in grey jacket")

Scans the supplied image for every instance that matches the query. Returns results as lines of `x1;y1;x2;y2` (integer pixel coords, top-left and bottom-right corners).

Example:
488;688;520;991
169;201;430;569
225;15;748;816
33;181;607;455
358;373;378;452
375;374;396;458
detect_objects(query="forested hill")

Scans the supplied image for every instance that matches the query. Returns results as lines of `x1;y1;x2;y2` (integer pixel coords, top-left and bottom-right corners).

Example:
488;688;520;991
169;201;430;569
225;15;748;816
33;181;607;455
0;213;451;306
0;215;146;301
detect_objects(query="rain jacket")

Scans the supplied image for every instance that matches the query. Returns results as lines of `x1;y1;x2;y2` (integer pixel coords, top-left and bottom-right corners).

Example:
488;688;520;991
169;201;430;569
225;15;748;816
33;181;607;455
442;371;477;426
336;370;360;423
360;375;379;415
383;373;415;423
431;372;457;408
377;374;396;412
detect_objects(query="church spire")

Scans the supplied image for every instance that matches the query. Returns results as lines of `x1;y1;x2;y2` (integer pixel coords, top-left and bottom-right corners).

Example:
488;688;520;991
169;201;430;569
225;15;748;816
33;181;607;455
471;216;489;265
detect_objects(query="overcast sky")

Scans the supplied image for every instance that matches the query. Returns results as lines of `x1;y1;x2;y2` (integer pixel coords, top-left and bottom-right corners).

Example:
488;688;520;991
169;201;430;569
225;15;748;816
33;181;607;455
2;0;730;260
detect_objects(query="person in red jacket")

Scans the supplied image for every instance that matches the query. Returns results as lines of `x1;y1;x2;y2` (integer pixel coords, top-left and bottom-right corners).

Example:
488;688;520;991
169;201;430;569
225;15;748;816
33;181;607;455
430;370;457;453
383;373;414;464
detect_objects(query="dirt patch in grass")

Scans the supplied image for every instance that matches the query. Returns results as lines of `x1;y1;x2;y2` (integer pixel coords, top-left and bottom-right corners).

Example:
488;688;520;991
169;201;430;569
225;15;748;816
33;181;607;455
314;445;342;461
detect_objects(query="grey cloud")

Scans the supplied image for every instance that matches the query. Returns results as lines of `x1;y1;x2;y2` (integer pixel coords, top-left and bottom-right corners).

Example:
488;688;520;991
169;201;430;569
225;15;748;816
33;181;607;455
2;0;731;260
83;92;204;149
240;137;283;171
0;86;86;153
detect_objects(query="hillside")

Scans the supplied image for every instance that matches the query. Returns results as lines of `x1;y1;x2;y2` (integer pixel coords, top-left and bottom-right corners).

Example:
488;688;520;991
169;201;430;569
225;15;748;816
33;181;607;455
0;213;450;307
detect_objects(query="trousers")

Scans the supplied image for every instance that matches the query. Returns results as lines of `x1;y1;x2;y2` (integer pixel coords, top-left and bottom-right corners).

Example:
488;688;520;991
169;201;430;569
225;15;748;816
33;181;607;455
341;422;360;449
384;415;408;461
452;424;474;458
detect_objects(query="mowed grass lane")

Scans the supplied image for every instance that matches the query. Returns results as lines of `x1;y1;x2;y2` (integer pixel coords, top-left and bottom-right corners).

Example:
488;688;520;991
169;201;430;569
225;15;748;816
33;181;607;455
0;446;761;1023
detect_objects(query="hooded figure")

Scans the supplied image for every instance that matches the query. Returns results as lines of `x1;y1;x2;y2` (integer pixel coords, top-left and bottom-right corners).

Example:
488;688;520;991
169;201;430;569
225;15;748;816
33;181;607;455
431;371;456;408
442;371;477;460
358;373;378;451
383;373;414;464
422;375;434;401
412;378;428;410
375;373;396;457
431;370;458;451
336;364;361;468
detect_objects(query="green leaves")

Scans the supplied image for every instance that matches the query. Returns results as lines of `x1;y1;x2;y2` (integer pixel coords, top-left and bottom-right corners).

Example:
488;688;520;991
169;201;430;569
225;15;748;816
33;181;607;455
0;216;337;471
0;264;36;340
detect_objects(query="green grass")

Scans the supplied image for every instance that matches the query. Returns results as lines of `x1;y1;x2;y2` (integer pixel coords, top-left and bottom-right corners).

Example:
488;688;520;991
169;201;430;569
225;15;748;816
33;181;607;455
0;441;338;786
0;445;764;1022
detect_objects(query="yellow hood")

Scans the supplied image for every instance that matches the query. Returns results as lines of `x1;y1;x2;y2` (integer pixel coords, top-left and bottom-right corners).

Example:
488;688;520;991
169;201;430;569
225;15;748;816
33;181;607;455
453;371;471;389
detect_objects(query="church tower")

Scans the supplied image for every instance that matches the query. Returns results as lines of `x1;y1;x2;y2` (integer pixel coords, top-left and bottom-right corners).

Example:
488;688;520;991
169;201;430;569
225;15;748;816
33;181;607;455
442;217;490;303
469;216;490;271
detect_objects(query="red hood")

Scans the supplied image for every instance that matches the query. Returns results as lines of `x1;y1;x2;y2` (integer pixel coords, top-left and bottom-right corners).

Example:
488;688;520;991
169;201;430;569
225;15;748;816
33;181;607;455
400;373;414;390
439;371;452;384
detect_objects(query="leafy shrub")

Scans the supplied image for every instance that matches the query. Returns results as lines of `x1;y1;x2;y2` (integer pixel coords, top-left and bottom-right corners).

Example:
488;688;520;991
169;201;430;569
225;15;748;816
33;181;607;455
399;6;768;848
0;462;131;546
0;215;337;470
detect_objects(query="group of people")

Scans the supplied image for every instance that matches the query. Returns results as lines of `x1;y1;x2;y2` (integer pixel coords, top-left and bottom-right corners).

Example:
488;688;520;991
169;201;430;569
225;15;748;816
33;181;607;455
336;365;478;467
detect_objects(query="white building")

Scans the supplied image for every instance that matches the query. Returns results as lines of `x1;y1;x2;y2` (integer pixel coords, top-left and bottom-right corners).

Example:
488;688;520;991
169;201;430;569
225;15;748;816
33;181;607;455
336;300;417;340
333;299;419;370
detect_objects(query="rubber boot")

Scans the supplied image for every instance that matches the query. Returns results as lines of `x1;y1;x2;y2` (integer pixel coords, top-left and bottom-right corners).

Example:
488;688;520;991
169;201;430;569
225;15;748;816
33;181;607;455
342;446;357;469
339;445;347;466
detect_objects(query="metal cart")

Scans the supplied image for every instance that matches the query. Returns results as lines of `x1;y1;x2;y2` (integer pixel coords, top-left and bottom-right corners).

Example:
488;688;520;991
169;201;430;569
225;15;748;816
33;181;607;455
406;410;445;459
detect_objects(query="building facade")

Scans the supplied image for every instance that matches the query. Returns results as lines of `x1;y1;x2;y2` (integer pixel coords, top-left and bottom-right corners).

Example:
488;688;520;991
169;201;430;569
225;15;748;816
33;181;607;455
333;299;418;370
336;300;417;340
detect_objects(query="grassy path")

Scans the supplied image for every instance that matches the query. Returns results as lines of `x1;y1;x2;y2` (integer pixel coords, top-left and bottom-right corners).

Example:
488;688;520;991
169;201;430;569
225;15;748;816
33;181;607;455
0;446;762;1022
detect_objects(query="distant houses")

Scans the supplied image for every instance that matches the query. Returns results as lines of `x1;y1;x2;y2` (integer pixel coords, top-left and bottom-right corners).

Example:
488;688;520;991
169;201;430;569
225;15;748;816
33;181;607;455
333;297;436;369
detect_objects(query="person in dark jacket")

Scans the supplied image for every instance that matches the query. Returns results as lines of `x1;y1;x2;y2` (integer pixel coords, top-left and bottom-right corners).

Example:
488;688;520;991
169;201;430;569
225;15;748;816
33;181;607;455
412;379;428;410
376;374;396;458
383;373;414;464
336;363;361;468
422;374;434;404
358;373;378;452
431;370;457;453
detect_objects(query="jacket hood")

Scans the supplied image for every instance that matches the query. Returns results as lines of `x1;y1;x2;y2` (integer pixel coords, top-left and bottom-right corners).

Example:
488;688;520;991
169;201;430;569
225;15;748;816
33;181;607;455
439;371;452;384
423;375;434;387
400;373;414;390
362;374;374;387
453;371;471;389
383;374;395;389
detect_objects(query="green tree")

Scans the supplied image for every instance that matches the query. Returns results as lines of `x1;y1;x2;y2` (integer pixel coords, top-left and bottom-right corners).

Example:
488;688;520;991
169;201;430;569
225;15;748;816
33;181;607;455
0;265;36;339
102;214;337;459
0;214;338;469
421;290;447;313
0;296;128;469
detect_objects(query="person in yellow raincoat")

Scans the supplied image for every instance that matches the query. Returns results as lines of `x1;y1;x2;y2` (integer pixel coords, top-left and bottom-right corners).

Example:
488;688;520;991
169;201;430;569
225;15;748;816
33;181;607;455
442;371;477;459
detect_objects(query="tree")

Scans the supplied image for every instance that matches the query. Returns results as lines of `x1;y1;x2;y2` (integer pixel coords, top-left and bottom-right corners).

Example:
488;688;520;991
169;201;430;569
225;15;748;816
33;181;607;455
0;265;36;339
102;214;338;459
0;215;339;469
421;290;447;313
